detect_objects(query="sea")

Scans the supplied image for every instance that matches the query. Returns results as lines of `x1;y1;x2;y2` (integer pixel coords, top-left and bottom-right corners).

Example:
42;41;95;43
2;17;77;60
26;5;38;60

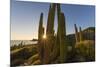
10;40;38;46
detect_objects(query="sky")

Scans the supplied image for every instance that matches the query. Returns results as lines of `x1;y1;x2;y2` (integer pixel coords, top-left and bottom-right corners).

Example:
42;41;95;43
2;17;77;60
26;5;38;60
11;0;95;40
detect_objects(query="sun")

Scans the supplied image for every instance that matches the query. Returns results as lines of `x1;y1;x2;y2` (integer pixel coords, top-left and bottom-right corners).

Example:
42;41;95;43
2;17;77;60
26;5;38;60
43;34;46;39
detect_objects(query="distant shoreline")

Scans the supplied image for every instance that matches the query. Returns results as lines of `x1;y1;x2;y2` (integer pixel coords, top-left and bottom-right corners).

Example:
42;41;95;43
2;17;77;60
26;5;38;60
10;40;38;46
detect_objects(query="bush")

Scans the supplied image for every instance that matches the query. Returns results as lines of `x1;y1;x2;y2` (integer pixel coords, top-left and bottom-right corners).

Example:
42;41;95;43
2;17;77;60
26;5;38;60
75;40;95;61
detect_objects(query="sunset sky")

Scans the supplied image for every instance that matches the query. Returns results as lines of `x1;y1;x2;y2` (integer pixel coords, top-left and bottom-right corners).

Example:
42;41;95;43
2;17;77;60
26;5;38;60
11;0;95;40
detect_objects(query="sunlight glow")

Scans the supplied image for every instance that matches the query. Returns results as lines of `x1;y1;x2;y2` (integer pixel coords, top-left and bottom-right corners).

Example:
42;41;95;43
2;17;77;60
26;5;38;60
43;34;46;39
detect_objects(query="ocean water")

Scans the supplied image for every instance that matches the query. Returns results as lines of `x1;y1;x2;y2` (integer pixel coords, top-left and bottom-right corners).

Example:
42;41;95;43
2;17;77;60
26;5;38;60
10;40;38;46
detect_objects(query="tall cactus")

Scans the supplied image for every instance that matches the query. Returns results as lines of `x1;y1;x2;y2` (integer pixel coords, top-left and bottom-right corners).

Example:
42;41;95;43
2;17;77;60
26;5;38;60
43;3;56;64
38;13;44;63
38;13;44;42
57;4;67;63
79;27;83;41
74;24;80;43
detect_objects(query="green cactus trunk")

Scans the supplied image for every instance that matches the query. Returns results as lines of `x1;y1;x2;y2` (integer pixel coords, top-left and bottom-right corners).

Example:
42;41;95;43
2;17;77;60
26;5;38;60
57;4;67;63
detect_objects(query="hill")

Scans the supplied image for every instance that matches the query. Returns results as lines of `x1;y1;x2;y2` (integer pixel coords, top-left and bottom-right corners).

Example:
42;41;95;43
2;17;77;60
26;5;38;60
66;27;95;46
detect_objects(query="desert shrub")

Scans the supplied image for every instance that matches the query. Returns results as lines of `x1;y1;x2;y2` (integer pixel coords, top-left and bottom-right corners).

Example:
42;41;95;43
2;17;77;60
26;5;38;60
75;40;95;61
26;54;40;64
11;46;38;65
11;58;25;66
